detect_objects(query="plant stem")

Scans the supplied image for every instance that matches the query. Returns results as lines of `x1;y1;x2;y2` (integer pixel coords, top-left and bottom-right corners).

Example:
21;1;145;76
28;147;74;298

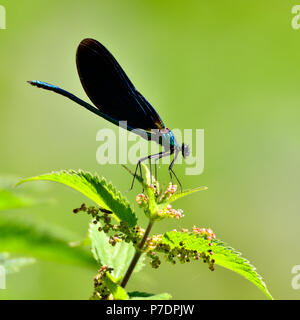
120;221;154;288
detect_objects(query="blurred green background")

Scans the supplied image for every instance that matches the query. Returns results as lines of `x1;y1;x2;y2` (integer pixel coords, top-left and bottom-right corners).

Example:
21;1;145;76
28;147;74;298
0;0;300;299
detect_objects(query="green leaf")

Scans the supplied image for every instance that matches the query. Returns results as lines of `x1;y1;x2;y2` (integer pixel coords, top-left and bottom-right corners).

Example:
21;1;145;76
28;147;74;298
0;217;97;269
17;170;137;227
128;291;172;300
0;252;35;274
104;272;129;300
0;190;37;211
89;221;145;279
162;231;273;300
0;175;27;190
0;175;51;211
167;186;208;204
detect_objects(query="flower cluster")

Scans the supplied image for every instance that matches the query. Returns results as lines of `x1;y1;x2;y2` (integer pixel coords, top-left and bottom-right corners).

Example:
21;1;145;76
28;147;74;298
158;183;178;202
147;251;161;269
135;183;183;221
149;184;156;192
147;241;215;271
145;234;163;251
134;226;145;238
91;265;114;300
144;226;216;271
158;204;184;220
135;183;178;205
179;226;216;243
192;226;216;243
135;193;149;207
108;236;122;246
73;204;146;248
73;203;112;220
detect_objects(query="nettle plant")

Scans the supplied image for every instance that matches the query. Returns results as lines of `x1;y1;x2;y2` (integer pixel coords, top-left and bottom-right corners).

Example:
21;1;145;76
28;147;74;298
15;165;272;300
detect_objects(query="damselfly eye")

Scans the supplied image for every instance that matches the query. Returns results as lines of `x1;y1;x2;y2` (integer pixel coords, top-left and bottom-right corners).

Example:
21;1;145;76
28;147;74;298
182;143;190;158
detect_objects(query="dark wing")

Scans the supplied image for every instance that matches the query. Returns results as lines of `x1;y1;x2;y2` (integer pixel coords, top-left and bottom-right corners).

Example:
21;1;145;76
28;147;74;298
76;38;165;131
